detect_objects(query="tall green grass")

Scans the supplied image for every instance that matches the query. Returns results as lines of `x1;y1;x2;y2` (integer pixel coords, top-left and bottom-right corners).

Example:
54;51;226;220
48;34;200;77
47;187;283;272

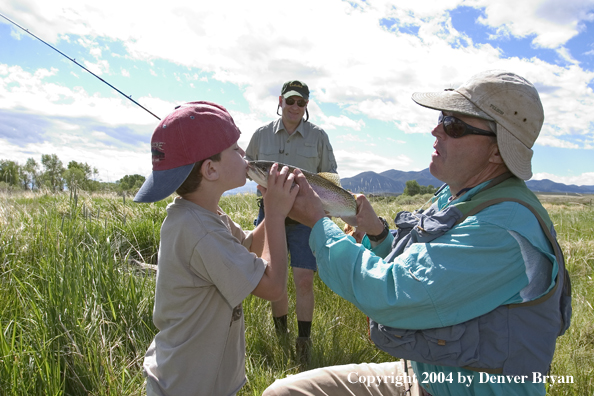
0;191;164;395
0;191;592;395
541;201;594;395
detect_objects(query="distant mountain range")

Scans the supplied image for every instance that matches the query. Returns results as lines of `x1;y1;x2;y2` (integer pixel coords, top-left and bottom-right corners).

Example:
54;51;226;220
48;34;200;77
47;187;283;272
524;178;594;194
230;168;594;196
341;168;594;195
342;169;441;195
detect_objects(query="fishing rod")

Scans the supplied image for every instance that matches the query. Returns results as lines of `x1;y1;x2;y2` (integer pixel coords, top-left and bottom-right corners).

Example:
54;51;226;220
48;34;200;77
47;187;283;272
0;12;161;120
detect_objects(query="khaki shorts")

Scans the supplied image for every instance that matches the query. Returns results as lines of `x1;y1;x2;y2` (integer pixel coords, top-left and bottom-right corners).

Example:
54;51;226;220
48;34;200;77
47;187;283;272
263;360;431;396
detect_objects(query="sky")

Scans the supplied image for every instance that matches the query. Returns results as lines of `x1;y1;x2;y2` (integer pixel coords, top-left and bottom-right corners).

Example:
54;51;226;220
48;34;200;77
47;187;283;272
1;0;594;187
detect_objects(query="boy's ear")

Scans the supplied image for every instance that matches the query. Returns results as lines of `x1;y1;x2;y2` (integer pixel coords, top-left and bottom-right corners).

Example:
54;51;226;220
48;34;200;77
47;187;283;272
201;159;220;181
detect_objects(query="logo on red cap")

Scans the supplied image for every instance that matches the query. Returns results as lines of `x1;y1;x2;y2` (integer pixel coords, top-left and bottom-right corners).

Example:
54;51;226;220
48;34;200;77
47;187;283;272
151;142;165;163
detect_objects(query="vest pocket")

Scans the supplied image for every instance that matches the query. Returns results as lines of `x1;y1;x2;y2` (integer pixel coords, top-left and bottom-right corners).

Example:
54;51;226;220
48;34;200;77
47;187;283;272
370;319;481;367
421;325;465;361
374;328;417;349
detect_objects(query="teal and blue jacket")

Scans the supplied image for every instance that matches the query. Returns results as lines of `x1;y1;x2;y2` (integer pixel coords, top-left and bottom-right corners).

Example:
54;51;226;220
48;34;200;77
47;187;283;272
309;175;571;396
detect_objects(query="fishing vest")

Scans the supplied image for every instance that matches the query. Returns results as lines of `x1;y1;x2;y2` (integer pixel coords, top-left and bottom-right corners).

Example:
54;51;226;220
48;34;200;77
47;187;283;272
370;173;572;377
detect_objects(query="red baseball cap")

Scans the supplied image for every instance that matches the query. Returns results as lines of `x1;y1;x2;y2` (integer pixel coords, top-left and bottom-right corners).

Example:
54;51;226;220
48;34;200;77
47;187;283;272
134;101;241;202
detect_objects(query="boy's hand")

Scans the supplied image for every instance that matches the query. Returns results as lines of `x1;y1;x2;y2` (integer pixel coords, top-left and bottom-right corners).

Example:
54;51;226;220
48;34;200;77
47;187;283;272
260;163;299;219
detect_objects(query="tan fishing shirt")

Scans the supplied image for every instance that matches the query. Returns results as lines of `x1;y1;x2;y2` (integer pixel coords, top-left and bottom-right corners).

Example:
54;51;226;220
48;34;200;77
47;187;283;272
143;198;266;396
246;118;337;174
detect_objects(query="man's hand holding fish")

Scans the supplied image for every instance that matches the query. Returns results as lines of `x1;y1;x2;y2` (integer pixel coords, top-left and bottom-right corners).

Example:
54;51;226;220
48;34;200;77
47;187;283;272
288;171;388;243
352;194;387;239
287;169;326;228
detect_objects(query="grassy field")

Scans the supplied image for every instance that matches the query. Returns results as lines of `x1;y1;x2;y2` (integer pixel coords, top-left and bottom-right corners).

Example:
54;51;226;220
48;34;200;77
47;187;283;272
0;190;592;395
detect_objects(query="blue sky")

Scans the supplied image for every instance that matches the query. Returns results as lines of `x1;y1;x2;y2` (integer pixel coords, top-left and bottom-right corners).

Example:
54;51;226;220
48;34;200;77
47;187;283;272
1;0;593;186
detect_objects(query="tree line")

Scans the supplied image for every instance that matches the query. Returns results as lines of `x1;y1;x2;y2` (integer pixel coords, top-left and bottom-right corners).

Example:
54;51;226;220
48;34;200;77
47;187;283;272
402;180;437;196
2;154;436;197
0;154;145;194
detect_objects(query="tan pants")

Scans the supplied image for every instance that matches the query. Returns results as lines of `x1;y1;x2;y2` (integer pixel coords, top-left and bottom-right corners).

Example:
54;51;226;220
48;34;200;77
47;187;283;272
263;360;430;396
145;379;159;396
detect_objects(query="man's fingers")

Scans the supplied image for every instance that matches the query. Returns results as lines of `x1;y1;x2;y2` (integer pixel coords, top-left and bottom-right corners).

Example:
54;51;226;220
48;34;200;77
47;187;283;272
285;172;296;190
257;185;267;195
293;169;310;188
355;193;369;213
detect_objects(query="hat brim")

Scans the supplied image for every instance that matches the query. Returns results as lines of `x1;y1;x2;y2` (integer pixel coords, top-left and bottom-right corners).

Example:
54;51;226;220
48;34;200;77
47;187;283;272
497;125;533;180
133;163;194;203
282;90;307;99
412;91;495;121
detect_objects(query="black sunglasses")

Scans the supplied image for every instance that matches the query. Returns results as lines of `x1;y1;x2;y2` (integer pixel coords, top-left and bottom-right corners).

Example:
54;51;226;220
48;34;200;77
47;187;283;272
438;112;496;138
285;97;307;107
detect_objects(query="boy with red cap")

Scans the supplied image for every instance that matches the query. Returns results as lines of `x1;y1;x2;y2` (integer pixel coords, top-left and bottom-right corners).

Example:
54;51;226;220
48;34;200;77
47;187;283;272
134;101;299;396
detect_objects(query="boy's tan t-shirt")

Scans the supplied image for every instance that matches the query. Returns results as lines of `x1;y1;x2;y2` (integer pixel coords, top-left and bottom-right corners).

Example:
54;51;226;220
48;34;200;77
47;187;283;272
143;197;267;396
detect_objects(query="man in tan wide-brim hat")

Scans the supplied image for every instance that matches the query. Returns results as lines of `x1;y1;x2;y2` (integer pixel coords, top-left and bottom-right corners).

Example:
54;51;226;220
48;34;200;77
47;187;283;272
412;70;544;181
264;70;571;396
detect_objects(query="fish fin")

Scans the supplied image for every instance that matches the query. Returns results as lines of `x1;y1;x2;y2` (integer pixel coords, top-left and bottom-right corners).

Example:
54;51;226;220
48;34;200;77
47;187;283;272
317;172;341;187
340;215;358;227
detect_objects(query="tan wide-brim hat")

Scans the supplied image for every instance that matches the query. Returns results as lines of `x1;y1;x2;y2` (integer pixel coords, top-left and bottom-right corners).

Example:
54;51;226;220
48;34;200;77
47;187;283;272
412;70;544;180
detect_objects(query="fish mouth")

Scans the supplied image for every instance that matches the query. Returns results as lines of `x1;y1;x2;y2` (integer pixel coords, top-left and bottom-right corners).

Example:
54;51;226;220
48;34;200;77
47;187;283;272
246;163;256;181
246;162;268;183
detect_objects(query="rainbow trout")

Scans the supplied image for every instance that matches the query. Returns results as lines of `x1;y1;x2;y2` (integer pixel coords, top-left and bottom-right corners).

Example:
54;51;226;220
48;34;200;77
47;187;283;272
247;160;357;226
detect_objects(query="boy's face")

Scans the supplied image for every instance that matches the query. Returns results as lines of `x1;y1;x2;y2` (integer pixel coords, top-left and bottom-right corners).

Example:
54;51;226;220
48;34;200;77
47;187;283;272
218;142;248;191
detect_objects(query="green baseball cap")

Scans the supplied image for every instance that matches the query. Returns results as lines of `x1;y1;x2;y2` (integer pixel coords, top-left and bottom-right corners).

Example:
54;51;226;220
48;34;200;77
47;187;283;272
281;80;309;100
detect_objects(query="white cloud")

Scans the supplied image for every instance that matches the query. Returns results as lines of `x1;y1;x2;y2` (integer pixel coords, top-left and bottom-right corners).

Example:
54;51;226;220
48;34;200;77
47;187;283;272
89;47;102;58
1;0;593;183
536;135;581;149
532;171;594;186
82;59;109;75
91;131;109;138
6;1;591;131
0;63;169;125
470;0;594;49
387;137;407;144
339;134;366;143
536;132;594;149
316;114;366;131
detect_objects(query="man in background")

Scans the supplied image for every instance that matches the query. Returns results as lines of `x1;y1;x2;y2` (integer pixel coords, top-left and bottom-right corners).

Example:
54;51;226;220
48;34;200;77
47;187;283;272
246;80;337;365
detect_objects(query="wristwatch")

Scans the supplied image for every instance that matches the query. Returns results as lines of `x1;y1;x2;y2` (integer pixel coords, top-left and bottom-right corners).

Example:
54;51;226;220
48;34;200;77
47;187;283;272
367;216;390;242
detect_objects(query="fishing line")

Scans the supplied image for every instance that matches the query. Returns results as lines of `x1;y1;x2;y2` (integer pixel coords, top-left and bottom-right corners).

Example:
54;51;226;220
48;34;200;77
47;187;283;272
0;12;161;120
